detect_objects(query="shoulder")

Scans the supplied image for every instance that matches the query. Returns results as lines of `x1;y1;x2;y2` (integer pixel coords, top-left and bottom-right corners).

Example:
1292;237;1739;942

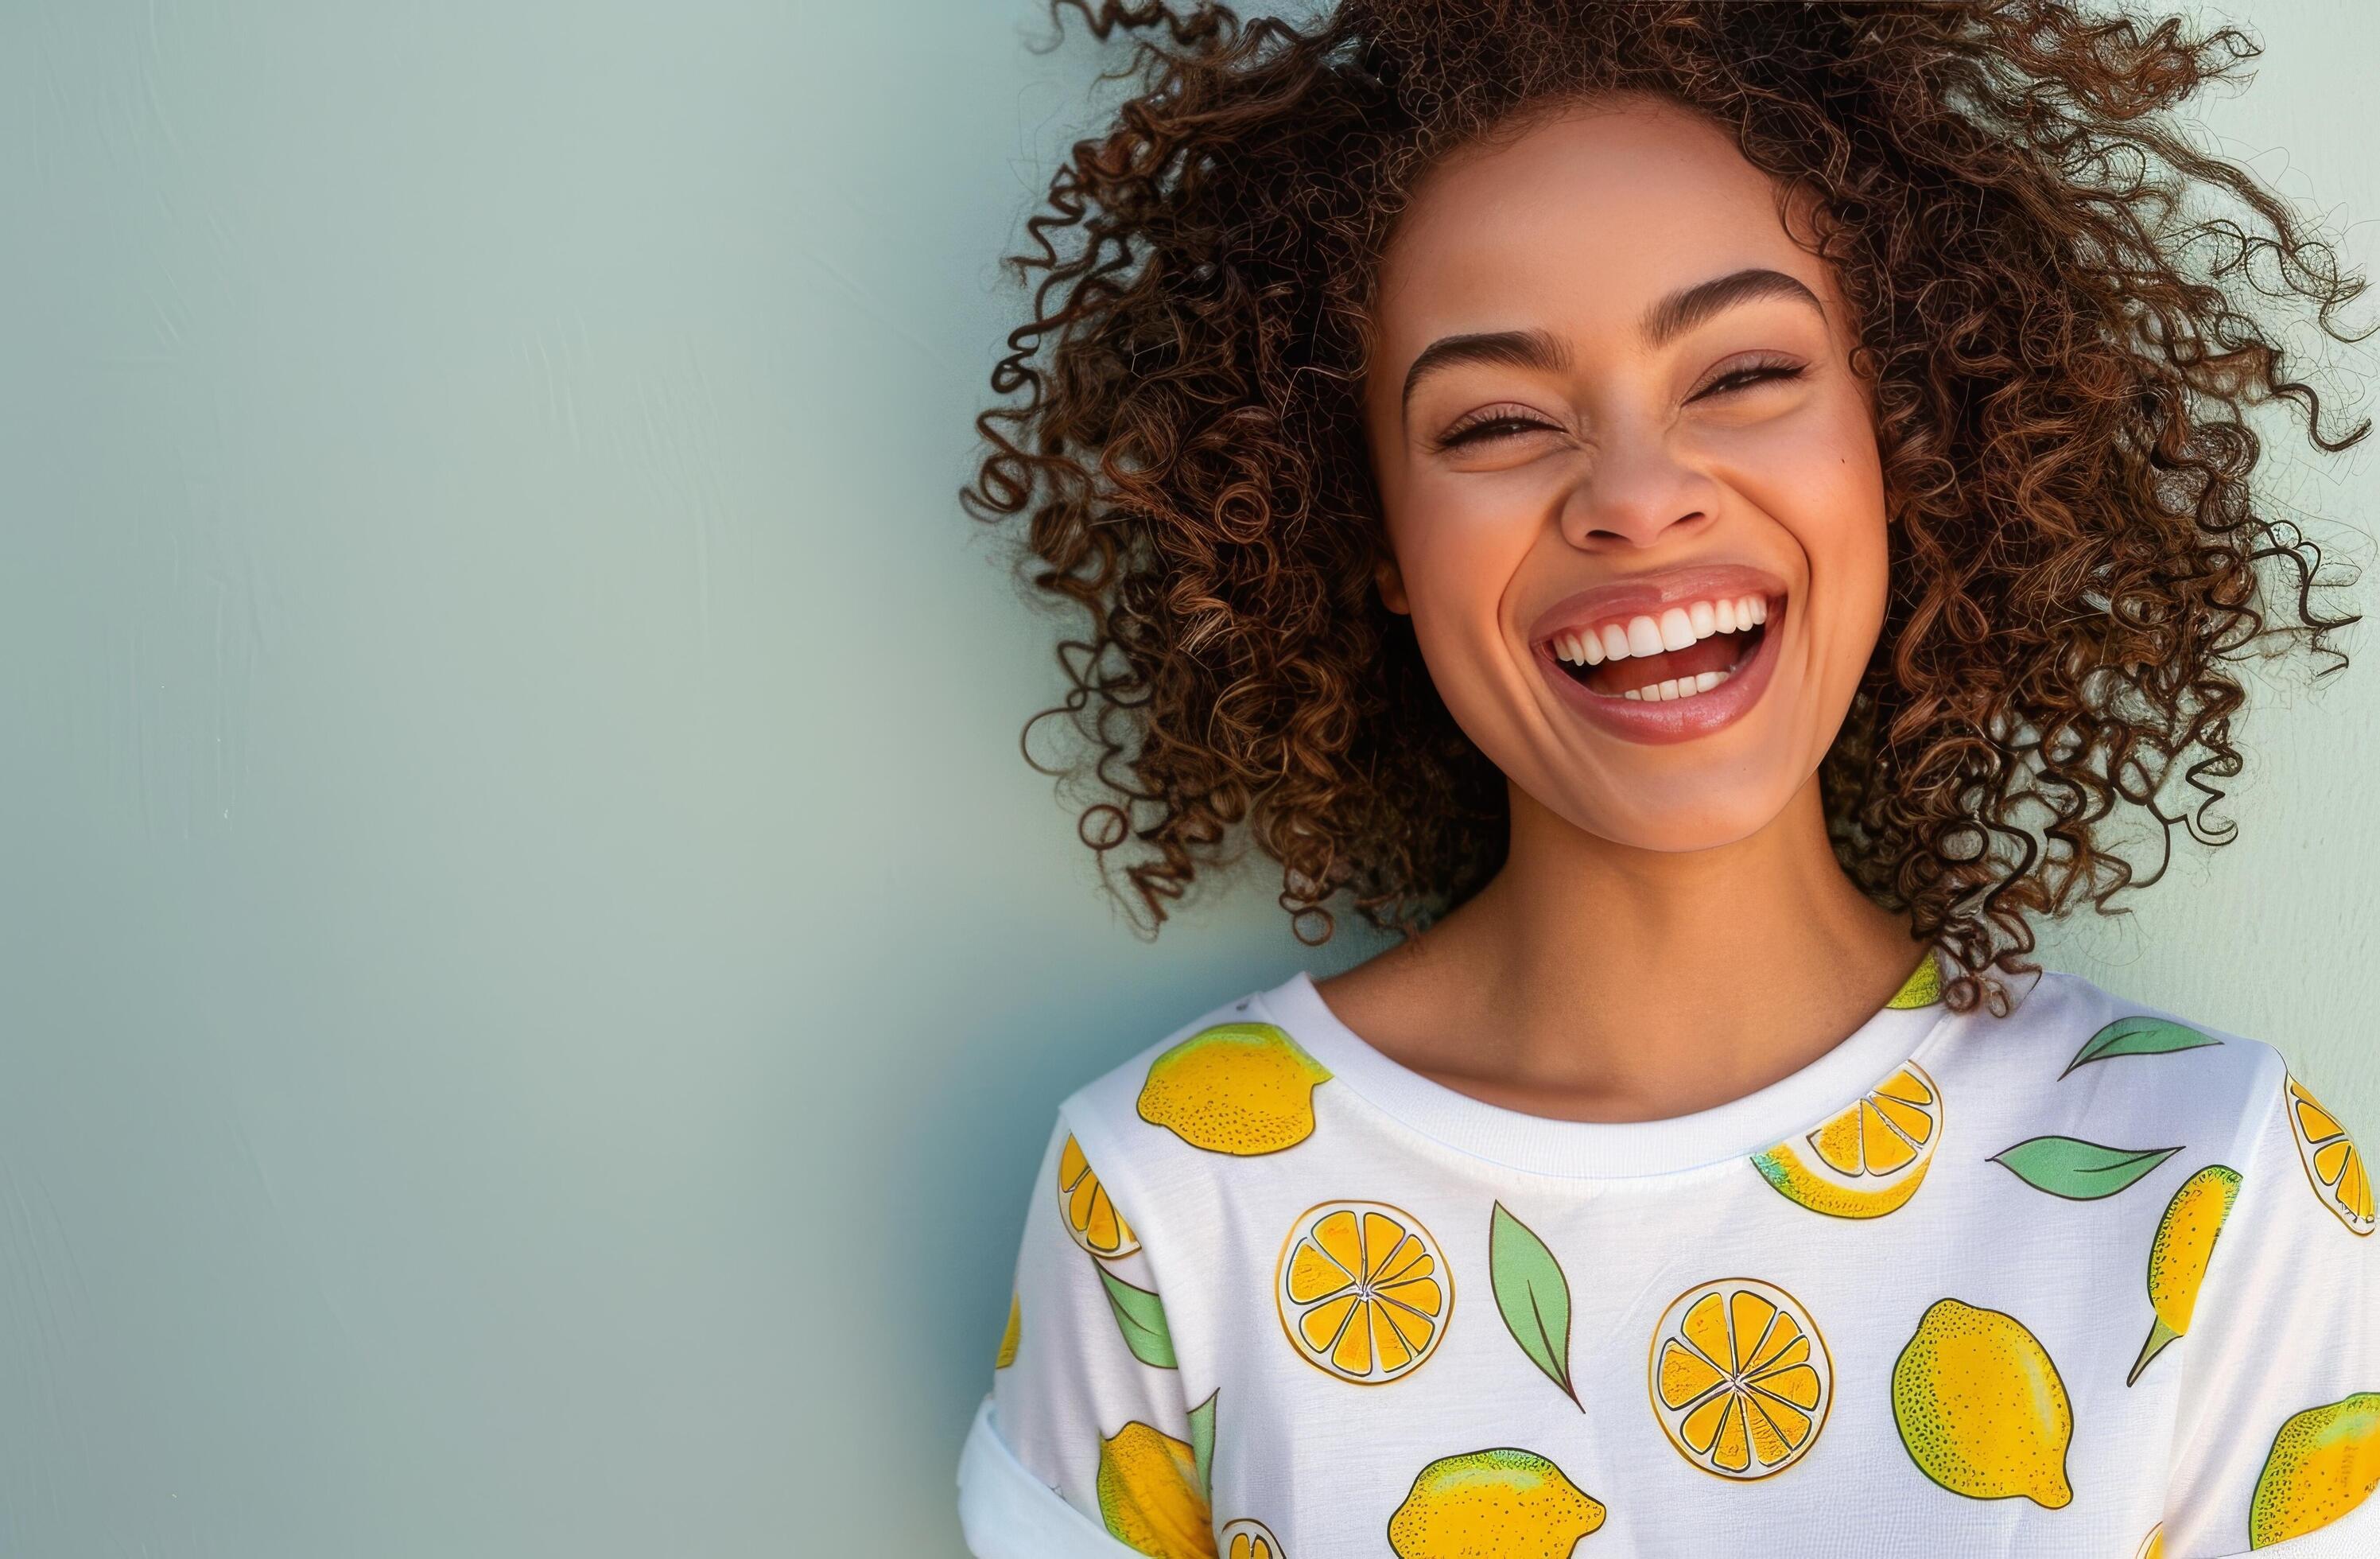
1053;983;1265;1144
1040;976;1333;1227
1935;966;2300;1168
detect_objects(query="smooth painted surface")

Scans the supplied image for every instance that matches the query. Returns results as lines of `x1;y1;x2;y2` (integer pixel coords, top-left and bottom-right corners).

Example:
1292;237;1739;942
0;2;2371;1554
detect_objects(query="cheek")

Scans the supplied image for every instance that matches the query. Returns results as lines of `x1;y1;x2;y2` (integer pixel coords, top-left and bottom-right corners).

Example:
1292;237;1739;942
1392;480;1540;637
1727;406;1892;638
1721;391;1881;496
1386;479;1547;703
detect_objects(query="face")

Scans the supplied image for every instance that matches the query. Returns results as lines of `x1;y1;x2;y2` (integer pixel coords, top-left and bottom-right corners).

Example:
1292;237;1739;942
1363;96;1890;852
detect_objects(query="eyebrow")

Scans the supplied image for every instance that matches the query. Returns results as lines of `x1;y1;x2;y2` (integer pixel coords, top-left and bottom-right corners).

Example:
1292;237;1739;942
1398;267;1827;415
1641;266;1825;348
1400;327;1571;414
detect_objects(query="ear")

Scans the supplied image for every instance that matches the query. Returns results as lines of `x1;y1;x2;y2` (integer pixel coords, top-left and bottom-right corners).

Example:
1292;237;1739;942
1374;553;1411;616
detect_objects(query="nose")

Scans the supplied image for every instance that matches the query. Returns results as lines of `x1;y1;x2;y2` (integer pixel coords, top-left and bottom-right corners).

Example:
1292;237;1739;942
1559;433;1721;550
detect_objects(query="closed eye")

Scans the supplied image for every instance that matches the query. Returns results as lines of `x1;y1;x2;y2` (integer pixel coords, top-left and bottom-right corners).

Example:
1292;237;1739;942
1435;412;1559;450
1687;360;1805;402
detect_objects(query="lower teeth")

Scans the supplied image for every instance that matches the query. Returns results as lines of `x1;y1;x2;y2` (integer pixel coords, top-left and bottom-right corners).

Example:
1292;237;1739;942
1614;666;1733;703
1558;618;1767;702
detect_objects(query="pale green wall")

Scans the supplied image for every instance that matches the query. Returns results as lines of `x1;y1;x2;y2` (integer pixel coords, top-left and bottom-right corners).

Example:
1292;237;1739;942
1;2;2371;1555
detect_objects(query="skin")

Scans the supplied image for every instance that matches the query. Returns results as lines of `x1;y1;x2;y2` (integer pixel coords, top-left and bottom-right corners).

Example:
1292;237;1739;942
1314;95;1921;1123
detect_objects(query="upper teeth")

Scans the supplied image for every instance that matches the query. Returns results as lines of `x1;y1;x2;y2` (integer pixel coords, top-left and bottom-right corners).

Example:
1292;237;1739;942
1551;594;1768;666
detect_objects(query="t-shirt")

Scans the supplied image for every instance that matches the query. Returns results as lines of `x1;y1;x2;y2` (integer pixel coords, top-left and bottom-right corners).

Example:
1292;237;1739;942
956;951;2380;1558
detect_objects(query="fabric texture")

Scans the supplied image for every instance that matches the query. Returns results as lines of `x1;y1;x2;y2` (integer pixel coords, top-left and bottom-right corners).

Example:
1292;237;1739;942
958;1396;1143;1557
962;951;2380;1557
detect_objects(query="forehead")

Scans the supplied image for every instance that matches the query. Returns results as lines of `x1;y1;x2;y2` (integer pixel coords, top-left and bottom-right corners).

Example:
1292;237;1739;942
1373;97;1821;349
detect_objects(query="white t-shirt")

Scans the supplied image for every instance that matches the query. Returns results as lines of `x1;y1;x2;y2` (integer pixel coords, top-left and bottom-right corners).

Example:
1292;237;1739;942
957;952;2380;1558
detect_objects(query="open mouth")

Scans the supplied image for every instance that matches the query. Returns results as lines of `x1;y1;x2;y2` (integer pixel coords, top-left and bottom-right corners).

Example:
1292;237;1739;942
1543;592;1776;702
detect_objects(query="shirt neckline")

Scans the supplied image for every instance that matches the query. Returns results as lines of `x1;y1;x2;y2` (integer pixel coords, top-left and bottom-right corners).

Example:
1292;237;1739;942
1250;950;1959;1180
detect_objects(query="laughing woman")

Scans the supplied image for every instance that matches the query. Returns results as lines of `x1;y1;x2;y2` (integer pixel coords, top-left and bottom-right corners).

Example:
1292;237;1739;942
955;4;2380;1556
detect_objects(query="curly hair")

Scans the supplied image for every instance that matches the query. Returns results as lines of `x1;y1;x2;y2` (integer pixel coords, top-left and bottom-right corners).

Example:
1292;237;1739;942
961;0;2369;1014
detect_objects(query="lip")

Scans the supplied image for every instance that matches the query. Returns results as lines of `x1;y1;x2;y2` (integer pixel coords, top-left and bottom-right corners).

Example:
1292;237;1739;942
1524;562;1788;645
1526;563;1790;748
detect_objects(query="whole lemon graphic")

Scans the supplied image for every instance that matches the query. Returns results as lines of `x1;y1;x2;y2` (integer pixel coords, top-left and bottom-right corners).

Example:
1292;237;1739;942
2130;1164;2240;1386
1097;1421;1213;1559
1893;1297;2074;1508
1888;950;1944;1009
1387;1448;1605;1558
2250;1392;2380;1548
1138;1022;1331;1156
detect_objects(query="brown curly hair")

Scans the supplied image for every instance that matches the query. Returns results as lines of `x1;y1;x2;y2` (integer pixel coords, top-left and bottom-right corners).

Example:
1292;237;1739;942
961;0;2369;1014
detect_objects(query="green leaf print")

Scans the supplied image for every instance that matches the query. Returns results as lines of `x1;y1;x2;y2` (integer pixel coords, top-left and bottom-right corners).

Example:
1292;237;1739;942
1489;1202;1581;1409
1990;1137;2183;1200
2061;1016;2222;1077
1099;1265;1178;1369
1187;1390;1216;1499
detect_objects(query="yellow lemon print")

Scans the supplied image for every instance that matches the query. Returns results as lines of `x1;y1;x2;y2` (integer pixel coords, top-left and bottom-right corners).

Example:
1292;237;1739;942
2136;1524;2163;1559
1220;1518;1286;1559
1649;1277;1833;1479
1275;1200;1450;1385
1893;1297;2073;1507
1058;1134;1141;1259
1753;1062;1943;1219
2130;1164;2241;1386
1888;949;1944;1008
995;1291;1020;1370
2250;1393;2380;1548
1097;1421;1213;1559
2286;1075;2375;1236
1386;1448;1605;1559
1138;1022;1332;1156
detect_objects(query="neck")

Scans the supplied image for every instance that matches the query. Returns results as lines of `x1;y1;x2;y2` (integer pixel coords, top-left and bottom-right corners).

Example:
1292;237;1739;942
1361;772;1920;1122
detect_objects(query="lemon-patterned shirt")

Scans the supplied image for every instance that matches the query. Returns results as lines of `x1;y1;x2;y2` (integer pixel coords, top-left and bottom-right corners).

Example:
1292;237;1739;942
957;953;2380;1558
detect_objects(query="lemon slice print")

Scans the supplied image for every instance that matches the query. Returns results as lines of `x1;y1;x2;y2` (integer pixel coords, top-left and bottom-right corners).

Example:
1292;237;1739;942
2136;1524;2164;1559
1753;1062;1943;1219
1275;1201;1451;1385
1058;1134;1141;1259
2285;1075;2375;1236
1648;1277;1833;1479
1221;1518;1287;1559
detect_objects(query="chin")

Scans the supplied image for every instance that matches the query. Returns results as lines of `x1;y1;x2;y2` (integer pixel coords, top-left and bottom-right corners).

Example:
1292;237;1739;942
1560;776;1800;853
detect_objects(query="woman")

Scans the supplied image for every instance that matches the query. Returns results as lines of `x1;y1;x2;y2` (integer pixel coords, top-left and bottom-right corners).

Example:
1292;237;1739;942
957;3;2378;1554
